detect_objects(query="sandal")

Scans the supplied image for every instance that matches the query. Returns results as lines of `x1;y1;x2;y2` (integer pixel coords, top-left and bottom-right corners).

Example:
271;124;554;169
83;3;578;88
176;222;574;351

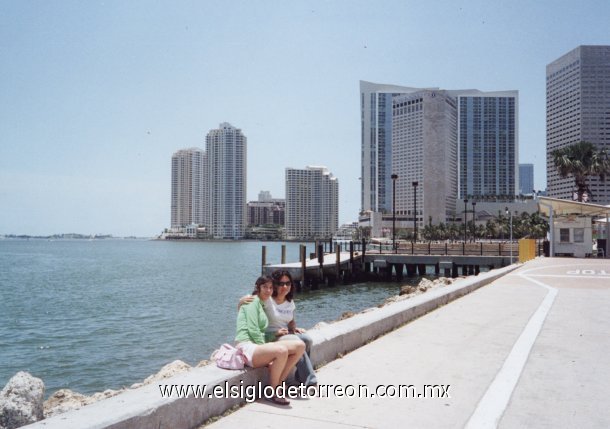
266;395;290;406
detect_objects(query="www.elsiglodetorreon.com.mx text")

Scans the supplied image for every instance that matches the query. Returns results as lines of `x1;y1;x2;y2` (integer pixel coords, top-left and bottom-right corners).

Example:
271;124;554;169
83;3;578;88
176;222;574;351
159;380;451;402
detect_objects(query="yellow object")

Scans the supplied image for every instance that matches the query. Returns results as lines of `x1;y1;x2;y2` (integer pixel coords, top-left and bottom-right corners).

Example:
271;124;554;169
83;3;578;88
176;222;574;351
519;239;536;263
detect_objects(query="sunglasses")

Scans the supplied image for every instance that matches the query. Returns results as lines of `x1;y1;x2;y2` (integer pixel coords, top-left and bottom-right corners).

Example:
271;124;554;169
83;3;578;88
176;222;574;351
276;281;291;286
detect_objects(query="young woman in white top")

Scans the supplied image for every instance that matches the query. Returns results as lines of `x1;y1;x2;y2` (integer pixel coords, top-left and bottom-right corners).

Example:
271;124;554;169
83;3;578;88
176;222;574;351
269;270;317;386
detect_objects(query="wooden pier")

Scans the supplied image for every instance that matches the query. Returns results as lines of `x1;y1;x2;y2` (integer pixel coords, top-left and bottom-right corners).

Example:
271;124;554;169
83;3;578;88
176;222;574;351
261;242;361;290
260;240;535;290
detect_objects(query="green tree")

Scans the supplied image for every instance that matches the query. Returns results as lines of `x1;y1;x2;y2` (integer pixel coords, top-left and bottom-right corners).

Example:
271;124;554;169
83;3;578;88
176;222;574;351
551;141;610;202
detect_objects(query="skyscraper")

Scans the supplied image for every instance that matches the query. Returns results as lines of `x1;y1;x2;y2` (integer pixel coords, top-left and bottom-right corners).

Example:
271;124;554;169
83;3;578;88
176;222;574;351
285;166;338;239
457;91;518;199
171;148;206;228
519;163;534;195
206;123;247;239
361;81;518;225
360;81;432;214
391;90;457;227
547;45;610;204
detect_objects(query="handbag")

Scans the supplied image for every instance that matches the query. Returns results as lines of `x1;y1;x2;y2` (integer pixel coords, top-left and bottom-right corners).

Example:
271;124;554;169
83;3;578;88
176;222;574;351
211;343;246;370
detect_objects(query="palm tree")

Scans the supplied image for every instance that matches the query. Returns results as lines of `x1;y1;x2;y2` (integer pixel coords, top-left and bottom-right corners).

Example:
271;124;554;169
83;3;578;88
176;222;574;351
485;219;498;241
551;141;610;202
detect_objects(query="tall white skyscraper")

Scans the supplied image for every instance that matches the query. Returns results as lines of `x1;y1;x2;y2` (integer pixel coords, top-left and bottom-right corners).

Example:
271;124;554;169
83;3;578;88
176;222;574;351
547;45;610;203
361;81;518;224
285;166;338;240
206;123;247;239
171;148;206;228
391;90;457;227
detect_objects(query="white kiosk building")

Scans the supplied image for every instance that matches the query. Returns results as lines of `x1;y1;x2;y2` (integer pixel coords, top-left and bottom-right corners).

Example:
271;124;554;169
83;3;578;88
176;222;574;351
537;196;610;258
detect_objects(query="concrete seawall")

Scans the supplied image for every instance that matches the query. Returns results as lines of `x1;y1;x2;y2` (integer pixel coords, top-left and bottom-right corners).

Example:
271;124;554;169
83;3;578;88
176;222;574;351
24;264;518;429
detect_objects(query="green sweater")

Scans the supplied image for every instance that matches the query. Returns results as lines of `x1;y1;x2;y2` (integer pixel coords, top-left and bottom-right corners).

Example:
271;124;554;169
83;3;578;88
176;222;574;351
235;296;268;345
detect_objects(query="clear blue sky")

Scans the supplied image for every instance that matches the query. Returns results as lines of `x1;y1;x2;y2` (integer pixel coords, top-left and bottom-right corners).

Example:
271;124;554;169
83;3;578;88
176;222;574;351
1;0;609;237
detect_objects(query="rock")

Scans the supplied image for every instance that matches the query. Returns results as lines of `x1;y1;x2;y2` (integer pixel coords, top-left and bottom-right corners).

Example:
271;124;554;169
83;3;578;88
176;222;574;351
312;321;328;329
418;278;435;289
381;296;399;306
143;360;191;385
399;285;417;295
339;311;355;320
90;389;121;402
43;389;93;418
0;371;45;429
196;360;211;368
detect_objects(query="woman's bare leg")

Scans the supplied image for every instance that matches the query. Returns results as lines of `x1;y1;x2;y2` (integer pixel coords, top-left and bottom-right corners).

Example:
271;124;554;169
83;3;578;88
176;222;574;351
278;340;305;382
251;343;288;388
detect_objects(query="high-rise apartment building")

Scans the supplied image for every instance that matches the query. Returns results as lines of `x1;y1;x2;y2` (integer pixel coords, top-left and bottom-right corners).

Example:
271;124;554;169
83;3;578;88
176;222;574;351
391;90;457;227
457;91;518;199
547;45;610;203
205;123;247;239
285;166;338;239
361;81;518;225
519;163;534;195
171;148;207;228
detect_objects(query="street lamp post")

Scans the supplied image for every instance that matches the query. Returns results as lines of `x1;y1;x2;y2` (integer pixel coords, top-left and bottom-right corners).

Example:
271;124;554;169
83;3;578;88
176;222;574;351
471;201;477;242
391;174;398;253
412;181;419;244
506;207;513;264
463;198;469;243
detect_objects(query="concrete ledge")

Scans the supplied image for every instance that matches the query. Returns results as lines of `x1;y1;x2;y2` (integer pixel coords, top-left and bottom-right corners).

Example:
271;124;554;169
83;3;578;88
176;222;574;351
25;264;518;429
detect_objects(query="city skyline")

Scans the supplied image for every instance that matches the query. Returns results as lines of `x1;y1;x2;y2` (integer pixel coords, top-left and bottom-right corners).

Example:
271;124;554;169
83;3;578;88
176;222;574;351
360;82;518;225
2;1;609;236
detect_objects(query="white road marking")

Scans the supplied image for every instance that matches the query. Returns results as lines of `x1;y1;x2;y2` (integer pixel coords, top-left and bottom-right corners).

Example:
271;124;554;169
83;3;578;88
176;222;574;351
465;270;558;429
527;274;610;279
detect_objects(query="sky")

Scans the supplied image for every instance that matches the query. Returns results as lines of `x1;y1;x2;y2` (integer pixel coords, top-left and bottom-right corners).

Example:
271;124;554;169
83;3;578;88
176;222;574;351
1;0;609;237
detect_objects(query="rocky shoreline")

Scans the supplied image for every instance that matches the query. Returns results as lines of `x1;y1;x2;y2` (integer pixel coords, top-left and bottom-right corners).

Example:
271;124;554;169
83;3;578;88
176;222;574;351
0;276;458;429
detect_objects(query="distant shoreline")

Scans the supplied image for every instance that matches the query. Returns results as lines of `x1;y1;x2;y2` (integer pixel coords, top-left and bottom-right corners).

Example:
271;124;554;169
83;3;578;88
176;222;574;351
1;235;315;244
154;237;316;243
0;234;146;240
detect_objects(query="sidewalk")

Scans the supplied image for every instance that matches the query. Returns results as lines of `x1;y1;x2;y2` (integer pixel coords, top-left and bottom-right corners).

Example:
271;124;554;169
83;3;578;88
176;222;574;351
206;258;610;428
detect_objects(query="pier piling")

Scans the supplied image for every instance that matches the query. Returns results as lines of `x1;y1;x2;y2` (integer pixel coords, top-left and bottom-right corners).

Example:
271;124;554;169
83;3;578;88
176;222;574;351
300;244;306;287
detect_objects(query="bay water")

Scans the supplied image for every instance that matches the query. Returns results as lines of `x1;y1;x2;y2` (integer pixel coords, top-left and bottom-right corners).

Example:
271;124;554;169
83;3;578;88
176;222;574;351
0;239;410;397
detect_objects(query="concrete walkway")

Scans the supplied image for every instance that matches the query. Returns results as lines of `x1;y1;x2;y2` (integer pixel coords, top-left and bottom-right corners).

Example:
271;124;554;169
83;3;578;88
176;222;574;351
206;258;610;428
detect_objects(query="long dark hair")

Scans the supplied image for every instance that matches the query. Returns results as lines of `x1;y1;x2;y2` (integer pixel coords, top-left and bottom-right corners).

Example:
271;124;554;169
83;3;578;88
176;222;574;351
253;275;273;295
271;270;294;302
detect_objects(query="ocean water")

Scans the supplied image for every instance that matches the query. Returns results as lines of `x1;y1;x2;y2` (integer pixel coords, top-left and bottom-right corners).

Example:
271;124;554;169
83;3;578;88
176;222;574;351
0;239;407;396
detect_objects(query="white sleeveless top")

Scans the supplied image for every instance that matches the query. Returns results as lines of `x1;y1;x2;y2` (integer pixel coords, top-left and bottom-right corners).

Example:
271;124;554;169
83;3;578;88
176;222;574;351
264;298;296;335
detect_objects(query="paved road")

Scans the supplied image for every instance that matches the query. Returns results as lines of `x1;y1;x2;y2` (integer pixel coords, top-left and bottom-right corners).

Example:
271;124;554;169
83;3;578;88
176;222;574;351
207;258;610;429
